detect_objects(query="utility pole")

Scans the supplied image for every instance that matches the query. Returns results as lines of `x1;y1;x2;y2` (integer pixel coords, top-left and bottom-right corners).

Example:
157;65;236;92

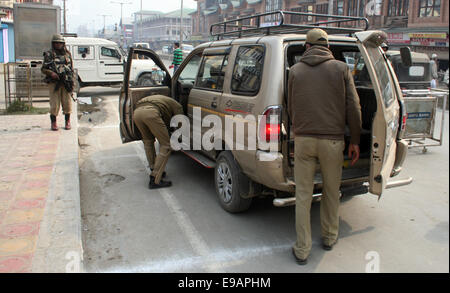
63;0;67;34
180;0;183;48
140;0;143;42
99;14;112;35
111;1;132;46
111;1;132;32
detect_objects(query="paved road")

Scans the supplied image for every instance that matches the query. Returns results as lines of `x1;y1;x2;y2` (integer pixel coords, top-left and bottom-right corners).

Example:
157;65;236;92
78;86;449;273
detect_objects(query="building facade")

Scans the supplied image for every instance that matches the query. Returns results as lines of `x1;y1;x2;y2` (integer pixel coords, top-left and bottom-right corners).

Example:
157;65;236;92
133;8;194;49
190;0;449;68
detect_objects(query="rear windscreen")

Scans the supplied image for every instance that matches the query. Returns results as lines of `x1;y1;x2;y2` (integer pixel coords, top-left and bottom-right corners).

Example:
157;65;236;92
393;62;432;83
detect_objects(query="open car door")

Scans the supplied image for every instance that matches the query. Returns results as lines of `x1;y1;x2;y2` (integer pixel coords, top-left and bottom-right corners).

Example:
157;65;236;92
355;31;401;197
119;47;171;143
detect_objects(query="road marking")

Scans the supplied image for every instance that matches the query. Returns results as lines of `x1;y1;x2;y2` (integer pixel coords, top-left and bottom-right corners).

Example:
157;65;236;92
132;143;221;272
95;243;292;273
130;143;296;273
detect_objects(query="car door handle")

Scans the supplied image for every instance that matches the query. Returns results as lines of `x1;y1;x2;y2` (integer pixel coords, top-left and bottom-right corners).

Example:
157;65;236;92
211;101;218;109
100;61;104;64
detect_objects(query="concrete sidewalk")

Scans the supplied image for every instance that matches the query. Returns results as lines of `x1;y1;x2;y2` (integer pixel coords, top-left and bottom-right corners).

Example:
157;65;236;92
0;102;82;273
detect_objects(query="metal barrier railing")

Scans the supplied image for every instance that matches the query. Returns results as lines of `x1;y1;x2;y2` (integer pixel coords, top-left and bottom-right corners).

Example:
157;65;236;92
3;61;48;109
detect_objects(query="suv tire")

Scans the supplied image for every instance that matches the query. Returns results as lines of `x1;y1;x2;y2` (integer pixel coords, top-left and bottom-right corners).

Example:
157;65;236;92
137;73;156;87
215;151;252;213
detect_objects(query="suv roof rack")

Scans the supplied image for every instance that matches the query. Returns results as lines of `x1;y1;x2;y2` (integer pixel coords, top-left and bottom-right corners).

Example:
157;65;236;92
210;10;369;40
62;33;78;38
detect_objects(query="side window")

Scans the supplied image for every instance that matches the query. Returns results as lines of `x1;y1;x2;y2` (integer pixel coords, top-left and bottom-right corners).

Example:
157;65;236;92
74;46;94;60
101;47;120;59
179;54;201;85
343;51;370;83
366;47;395;107
195;54;228;91
231;46;264;95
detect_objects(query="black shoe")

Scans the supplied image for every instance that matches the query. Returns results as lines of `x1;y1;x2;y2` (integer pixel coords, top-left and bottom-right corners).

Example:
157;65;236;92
323;239;338;251
292;248;308;265
148;176;172;189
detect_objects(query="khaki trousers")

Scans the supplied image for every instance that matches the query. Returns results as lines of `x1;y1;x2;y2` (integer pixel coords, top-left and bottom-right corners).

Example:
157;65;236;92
293;136;345;259
49;83;72;116
133;105;171;184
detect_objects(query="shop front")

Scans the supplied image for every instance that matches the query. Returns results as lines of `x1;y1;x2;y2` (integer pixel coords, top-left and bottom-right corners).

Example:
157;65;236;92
386;29;449;71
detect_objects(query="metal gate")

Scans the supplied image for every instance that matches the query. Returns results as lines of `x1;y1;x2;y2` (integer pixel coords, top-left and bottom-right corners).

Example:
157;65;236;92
3;61;48;109
402;89;448;153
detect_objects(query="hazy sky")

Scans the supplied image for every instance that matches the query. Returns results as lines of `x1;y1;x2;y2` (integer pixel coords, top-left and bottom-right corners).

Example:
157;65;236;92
53;0;197;33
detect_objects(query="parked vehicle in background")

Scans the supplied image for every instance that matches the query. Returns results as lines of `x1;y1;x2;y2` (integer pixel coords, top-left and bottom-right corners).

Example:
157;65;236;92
181;44;194;55
119;12;412;213
133;42;150;49
65;37;163;90
386;50;432;90
162;45;172;54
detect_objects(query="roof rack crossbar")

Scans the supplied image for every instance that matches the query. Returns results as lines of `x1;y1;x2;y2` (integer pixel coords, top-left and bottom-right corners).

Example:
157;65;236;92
210;10;369;40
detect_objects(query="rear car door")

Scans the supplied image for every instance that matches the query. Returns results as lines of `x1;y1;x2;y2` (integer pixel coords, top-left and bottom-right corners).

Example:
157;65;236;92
119;47;171;143
98;46;124;81
187;47;230;153
355;31;401;196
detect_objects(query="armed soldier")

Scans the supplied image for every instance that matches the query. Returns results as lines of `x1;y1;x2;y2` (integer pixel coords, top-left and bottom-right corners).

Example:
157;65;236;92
41;34;75;131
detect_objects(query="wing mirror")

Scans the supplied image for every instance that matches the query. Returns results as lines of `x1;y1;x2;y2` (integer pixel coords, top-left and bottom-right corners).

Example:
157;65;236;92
400;47;412;67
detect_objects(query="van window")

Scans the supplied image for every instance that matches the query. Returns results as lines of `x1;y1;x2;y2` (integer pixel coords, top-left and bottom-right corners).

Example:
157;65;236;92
74;46;94;60
231;46;264;96
195;54;228;91
101;47;120;59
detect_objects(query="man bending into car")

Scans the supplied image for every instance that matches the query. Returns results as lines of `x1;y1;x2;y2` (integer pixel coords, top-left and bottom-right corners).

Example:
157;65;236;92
133;95;183;189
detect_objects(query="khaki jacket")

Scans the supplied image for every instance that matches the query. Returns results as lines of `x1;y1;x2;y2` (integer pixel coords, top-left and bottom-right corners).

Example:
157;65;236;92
288;46;362;144
136;95;184;127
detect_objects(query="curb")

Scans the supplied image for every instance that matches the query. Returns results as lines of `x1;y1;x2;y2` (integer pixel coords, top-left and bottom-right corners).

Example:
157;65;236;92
31;95;83;273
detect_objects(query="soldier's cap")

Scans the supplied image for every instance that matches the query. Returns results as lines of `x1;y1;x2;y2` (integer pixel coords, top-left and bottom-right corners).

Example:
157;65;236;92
306;28;329;46
52;34;65;43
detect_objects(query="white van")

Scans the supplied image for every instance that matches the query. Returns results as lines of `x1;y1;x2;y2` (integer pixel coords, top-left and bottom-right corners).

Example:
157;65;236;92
132;42;150;49
65;37;160;91
65;37;124;89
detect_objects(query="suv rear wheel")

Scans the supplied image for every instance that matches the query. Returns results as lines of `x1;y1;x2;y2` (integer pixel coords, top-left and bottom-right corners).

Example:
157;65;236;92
215;152;252;213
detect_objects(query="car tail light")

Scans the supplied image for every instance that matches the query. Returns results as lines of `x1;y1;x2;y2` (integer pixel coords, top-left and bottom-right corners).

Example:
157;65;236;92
259;106;281;143
401;113;407;131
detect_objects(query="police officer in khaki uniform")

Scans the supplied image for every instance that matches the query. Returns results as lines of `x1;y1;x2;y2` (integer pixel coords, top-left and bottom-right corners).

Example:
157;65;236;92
133;95;184;189
288;29;362;265
41;34;75;131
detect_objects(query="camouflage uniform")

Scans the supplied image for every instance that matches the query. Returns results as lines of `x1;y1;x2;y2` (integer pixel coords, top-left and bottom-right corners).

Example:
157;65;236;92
41;34;75;130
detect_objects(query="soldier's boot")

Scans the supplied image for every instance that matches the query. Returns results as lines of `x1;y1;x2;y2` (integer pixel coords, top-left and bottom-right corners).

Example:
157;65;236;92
50;115;58;131
148;175;172;189
65;114;71;130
